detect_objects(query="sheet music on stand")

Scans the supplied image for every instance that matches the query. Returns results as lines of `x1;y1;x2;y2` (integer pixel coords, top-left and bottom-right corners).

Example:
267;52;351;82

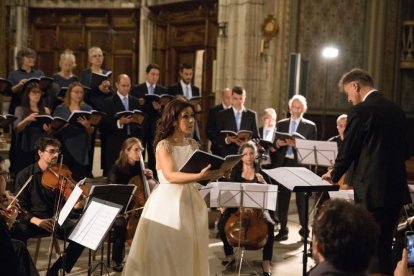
295;139;338;167
69;198;122;250
263;167;338;193
328;189;354;201
208;182;278;211
57;178;86;226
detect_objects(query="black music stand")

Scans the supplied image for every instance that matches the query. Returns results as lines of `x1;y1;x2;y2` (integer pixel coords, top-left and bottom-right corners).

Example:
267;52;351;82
81;184;136;276
263;167;338;276
213;182;278;276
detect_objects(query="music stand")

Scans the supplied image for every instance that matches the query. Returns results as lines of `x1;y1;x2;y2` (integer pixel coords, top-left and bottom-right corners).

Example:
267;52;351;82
81;184;136;276
210;182;278;276
263;167;338;276
295;139;338;169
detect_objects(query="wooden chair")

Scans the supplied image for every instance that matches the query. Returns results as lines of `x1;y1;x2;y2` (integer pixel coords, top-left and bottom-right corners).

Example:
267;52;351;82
32;234;61;265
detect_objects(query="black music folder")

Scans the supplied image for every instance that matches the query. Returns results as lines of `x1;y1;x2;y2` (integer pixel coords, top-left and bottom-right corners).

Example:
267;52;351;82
0;114;17;128
114;109;146;126
275;131;306;141
90;71;112;90
0;78;12;96
179;150;243;185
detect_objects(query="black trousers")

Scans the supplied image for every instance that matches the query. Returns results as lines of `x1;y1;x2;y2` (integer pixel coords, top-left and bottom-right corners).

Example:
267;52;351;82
368;205;402;275
112;217;127;264
217;208;275;261
10;219;84;273
276;158;308;232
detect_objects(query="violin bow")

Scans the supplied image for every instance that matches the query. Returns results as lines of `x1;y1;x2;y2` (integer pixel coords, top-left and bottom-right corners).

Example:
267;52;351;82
7;175;33;208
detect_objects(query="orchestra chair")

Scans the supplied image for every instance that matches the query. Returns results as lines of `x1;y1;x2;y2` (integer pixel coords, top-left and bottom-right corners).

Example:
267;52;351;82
32;233;61;265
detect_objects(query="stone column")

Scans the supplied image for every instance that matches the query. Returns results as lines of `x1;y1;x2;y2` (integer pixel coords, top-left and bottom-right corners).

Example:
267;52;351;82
138;6;154;82
365;0;387;94
14;0;29;68
214;0;294;118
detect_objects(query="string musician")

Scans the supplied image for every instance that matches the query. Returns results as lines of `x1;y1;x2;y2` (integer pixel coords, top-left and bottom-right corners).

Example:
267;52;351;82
217;141;275;276
327;114;354;190
106;137;153;272
9;137;86;276
1;171;39;276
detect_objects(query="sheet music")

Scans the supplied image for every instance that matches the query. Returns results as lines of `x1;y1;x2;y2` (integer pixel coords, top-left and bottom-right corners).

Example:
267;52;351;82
69;198;122;250
408;185;414;203
263;167;336;192
209;182;277;210
295;139;338;167
57;178;86;226
328;189;354;201
242;183;278;211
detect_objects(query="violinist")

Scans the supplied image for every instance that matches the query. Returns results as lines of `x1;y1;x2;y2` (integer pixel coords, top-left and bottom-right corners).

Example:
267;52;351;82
9;137;85;276
1;172;39;276
217;141;274;276
107;137;153;272
327;114;347;148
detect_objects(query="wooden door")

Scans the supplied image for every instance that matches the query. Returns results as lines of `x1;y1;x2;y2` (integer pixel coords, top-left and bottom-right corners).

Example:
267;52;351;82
29;9;139;85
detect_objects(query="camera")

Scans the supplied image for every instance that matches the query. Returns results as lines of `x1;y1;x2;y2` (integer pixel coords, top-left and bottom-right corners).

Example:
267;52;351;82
405;231;414;267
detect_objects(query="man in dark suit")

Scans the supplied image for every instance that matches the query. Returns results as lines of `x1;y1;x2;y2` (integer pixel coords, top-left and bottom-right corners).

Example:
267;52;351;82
216;86;259;157
101;74;146;175
168;63;202;141
273;95;317;242
323;68;411;275
130;64;168;176
168;63;200;98
206;87;232;156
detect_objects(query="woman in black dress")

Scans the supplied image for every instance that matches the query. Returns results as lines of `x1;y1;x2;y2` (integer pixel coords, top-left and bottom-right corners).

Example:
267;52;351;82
13;82;51;174
107;137;153;272
53;82;94;181
218;141;275;276
52;49;79;108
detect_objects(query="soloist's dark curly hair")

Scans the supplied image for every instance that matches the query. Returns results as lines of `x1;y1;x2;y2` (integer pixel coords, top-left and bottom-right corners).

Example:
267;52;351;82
153;98;194;148
313;199;379;272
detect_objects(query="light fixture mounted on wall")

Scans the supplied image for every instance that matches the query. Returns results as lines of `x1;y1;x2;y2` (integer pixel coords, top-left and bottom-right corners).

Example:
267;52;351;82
218;22;228;38
260;15;279;59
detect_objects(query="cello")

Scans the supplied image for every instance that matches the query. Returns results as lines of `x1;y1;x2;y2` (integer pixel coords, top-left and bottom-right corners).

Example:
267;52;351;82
125;155;157;245
224;160;269;250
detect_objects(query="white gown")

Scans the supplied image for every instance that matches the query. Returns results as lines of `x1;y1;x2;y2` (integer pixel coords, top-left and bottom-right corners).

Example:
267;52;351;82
122;139;209;276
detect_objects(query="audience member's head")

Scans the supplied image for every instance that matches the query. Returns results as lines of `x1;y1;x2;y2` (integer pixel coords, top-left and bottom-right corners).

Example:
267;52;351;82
312;199;378;273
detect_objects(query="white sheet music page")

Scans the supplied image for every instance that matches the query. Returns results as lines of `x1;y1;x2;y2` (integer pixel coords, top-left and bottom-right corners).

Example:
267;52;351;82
210;182;242;208
328;189;354;201
263;167;332;191
242;183;278;211
57;178;86;226
69;198;122;250
295;139;338;167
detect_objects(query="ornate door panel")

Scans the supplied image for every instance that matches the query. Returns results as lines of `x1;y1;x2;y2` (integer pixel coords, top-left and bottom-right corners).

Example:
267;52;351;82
29;9;139;84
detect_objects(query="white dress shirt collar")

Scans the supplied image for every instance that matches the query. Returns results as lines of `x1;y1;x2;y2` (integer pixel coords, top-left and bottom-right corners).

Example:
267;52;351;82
362;89;377;102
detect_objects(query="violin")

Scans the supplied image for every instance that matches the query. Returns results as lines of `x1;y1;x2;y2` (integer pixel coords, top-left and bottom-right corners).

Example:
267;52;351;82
125;155;157;245
41;163;88;201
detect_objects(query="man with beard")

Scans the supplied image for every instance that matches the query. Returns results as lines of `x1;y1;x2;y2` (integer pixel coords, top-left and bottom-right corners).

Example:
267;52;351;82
9;137;86;276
